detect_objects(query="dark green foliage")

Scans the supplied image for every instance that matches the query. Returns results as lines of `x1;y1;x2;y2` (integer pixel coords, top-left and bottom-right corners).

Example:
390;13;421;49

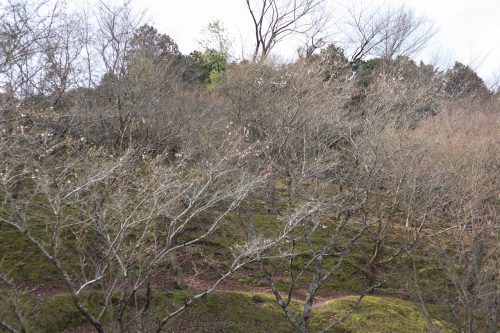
444;62;490;99
353;58;381;87
127;24;180;64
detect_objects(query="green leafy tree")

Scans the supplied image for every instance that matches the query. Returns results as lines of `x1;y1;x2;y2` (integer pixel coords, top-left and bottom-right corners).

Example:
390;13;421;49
183;21;232;88
184;50;227;89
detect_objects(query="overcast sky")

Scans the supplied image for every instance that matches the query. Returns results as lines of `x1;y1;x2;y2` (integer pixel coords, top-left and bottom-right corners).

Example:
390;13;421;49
131;0;500;85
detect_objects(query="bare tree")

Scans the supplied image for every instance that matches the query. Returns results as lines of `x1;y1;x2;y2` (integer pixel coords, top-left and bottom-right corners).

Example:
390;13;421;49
297;11;330;59
0;0;87;104
0;106;268;332
244;0;329;61
343;3;435;63
93;0;141;79
404;108;500;333
219;60;425;333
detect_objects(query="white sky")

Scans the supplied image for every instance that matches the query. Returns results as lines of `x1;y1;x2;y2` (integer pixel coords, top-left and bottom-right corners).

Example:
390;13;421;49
131;0;500;85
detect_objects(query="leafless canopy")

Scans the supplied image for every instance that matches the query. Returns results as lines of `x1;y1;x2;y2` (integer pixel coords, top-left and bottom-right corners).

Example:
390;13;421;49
245;0;329;61
343;3;436;62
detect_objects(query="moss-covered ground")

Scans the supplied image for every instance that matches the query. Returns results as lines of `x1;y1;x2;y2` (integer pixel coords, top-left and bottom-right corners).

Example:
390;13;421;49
0;184;455;332
0;290;454;333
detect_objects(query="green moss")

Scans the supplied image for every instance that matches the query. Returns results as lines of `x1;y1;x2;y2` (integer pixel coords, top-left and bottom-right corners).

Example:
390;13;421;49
0;289;36;332
0;225;59;282
313;296;454;333
161;292;294;333
33;294;88;332
31;291;108;332
1;289;455;333
0;290;108;333
0;187;460;332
